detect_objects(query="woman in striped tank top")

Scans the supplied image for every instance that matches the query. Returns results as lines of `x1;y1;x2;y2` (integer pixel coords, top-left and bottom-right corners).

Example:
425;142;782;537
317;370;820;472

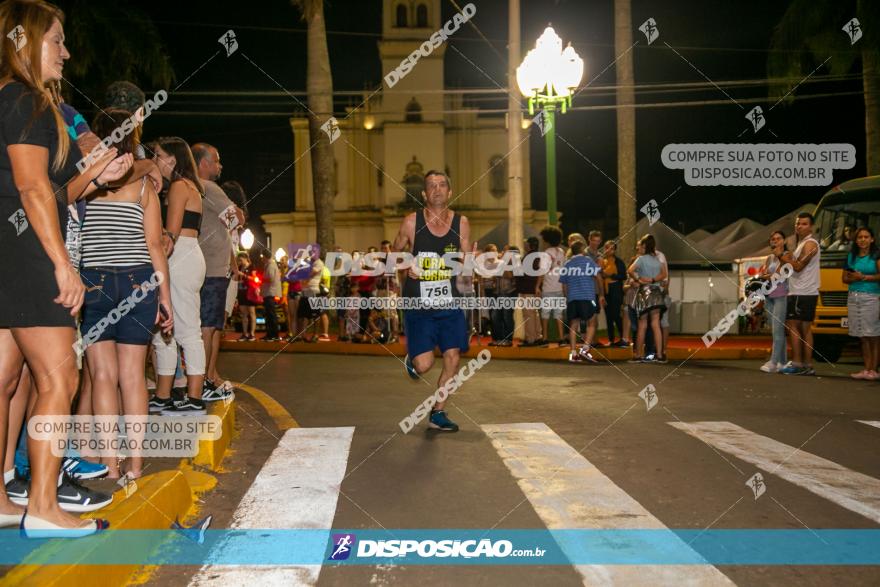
78;110;173;479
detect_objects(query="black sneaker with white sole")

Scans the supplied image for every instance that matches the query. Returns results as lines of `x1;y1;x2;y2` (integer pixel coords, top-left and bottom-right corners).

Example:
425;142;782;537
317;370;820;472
202;380;234;403
148;396;175;414
171;386;187;403
56;472;113;512
6;469;28;506
163;396;206;415
203;378;217;393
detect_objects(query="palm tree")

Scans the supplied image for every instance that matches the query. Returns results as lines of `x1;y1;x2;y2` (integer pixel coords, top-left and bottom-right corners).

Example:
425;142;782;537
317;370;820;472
58;0;174;95
769;0;879;174
293;0;337;254
615;0;637;253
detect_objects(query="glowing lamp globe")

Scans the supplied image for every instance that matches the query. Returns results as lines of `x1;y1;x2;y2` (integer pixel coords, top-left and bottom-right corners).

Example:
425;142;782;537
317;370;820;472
516;27;584;101
241;228;255;250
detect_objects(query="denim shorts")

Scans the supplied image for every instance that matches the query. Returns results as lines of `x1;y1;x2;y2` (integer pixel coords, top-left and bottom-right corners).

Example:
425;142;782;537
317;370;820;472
80;264;158;347
200;276;230;329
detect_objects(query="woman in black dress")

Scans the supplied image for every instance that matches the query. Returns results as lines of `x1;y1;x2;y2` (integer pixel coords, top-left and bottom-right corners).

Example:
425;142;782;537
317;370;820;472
0;0;133;537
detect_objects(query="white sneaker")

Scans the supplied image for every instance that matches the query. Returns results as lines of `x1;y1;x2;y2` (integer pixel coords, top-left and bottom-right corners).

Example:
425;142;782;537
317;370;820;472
760;361;778;373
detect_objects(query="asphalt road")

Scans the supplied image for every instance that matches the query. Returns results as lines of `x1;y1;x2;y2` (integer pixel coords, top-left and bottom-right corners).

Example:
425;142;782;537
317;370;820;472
169;351;880;587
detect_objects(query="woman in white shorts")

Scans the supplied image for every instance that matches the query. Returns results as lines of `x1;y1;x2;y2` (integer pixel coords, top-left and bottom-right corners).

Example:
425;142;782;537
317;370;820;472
842;227;880;380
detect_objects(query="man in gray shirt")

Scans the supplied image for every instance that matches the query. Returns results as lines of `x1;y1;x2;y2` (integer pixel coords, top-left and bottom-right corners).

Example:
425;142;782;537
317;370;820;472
260;251;283;341
194;143;243;400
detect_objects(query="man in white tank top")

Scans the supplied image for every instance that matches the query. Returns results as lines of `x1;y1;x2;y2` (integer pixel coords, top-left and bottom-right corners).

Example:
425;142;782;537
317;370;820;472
779;212;820;375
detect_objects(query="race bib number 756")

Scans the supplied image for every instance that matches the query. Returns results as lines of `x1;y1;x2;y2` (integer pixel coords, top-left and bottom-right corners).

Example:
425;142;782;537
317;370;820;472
420;279;452;303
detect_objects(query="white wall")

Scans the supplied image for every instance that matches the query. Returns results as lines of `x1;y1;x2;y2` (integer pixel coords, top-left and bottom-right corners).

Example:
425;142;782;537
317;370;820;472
667;270;740;334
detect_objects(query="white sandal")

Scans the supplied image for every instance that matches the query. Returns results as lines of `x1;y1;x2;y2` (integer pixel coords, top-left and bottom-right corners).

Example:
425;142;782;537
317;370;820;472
20;510;109;538
0;511;23;528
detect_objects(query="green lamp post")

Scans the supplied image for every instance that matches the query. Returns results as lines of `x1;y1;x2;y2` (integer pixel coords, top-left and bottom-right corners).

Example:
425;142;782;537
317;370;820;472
516;26;584;226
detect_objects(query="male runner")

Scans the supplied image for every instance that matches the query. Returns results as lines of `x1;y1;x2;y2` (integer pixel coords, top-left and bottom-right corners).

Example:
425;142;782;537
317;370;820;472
393;170;471;432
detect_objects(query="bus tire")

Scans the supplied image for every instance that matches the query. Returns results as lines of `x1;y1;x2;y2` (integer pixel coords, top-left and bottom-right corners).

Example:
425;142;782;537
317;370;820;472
812;334;844;363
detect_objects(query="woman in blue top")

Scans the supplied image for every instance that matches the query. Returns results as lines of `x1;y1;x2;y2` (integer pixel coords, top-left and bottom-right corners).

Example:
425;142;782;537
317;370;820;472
842;227;880;380
627;235;668;363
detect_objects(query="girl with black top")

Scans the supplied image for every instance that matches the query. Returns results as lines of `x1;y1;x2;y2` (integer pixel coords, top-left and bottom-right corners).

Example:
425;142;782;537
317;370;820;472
149;137;208;415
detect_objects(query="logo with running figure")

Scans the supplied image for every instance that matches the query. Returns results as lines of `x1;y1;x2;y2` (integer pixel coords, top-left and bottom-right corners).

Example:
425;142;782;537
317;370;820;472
746;472;766;500
746;105;765;133
639;18;659;45
328;533;356;560
7;25;26;52
842;18;862;45
219;29;238;56
8;208;28;236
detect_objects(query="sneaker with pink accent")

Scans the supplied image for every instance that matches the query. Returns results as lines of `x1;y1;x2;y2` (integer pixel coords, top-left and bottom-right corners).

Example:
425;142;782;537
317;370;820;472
864;370;879;380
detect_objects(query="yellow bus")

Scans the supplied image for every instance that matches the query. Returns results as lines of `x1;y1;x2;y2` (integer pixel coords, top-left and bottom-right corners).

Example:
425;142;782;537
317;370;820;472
810;175;880;361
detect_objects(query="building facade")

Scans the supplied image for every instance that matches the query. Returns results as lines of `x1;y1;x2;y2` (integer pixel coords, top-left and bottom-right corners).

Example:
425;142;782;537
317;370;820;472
261;0;546;251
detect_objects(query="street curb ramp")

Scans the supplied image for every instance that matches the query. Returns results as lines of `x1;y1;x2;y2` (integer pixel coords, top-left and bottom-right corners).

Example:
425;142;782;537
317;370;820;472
2;398;236;587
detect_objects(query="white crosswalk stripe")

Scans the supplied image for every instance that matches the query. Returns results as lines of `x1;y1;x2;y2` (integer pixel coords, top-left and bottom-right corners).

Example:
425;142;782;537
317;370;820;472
669;421;880;524
482;422;735;586
185;418;879;586
188;427;355;587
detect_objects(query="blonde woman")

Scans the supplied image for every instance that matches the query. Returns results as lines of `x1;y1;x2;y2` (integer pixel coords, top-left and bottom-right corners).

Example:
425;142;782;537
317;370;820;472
0;0;133;536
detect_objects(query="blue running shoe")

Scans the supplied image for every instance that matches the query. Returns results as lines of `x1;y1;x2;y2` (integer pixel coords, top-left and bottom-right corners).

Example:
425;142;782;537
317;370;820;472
428;410;459;432
404;355;419;380
778;361;805;375
61;456;108;480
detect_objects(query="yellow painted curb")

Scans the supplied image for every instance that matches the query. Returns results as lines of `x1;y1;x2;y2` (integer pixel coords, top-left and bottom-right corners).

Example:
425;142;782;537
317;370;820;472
192;396;237;470
181;467;218;496
233;381;299;430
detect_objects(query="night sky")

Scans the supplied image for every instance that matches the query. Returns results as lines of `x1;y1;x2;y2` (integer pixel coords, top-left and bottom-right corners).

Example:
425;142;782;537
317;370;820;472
58;0;869;241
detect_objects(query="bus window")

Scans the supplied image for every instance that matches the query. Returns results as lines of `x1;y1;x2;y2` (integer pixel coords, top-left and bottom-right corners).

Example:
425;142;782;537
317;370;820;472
815;199;880;252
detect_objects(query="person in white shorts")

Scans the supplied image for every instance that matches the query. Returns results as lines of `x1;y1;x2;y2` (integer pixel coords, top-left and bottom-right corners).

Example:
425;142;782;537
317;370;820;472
537;226;566;345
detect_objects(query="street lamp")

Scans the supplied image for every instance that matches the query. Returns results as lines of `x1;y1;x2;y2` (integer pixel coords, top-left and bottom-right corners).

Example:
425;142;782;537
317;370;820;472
274;247;287;263
241;228;255;250
516;26;583;226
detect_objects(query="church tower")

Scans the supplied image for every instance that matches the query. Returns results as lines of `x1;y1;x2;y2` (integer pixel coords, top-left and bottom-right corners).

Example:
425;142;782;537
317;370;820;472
266;0;541;251
377;0;446;209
